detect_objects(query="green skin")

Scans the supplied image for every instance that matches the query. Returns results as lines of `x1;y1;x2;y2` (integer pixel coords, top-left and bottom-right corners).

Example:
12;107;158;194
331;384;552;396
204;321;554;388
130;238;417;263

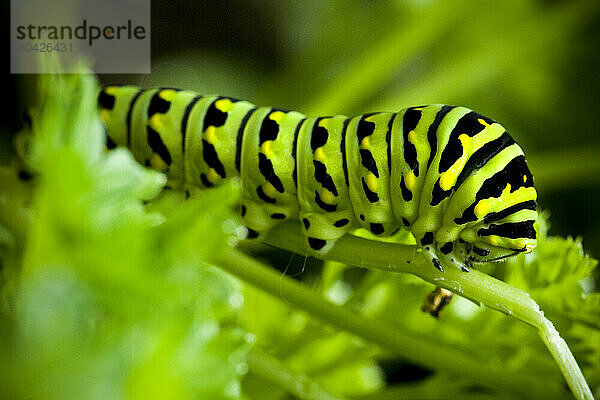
99;86;538;271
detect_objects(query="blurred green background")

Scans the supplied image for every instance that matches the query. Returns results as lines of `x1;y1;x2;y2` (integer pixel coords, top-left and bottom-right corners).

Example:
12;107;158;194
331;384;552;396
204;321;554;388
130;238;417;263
3;0;600;256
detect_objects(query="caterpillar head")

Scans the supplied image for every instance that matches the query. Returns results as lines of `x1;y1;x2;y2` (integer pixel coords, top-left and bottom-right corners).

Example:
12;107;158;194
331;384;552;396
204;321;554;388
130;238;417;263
455;235;536;264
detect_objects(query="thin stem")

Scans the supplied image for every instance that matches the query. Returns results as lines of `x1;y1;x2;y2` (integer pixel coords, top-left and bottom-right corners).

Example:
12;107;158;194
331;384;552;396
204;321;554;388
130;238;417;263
538;322;594;400
251;221;593;400
218;247;565;399
246;348;346;400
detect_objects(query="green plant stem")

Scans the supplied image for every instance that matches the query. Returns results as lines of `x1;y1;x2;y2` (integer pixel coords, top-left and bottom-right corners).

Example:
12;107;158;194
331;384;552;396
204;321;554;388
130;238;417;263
246;221;592;400
218;247;565;399
246;347;346;400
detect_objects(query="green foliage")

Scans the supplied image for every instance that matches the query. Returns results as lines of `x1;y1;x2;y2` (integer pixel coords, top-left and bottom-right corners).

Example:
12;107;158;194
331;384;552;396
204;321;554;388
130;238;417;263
0;73;251;400
239;225;599;399
505;221;600;392
239;280;384;398
506;224;599;331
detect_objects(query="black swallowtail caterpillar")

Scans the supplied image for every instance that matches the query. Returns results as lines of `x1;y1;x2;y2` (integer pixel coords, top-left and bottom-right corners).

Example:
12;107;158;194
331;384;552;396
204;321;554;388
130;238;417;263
98;86;538;272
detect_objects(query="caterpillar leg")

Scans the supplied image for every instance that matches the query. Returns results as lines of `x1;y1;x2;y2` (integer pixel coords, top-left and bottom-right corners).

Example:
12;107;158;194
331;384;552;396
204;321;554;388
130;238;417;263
239;202;273;240
305;237;337;253
442;253;471;273
240;200;296;241
422;245;444;272
299;211;353;254
422;245;470;273
438;241;471;272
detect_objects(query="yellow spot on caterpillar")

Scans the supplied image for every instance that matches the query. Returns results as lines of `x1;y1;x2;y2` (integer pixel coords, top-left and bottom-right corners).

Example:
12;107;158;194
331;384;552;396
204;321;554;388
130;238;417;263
439;134;474;191
159;89;177;101
489;236;499;246
207;168;220;183
408;130;417;144
150;153;167;170
474;184;513;218
478;118;491;127
149;114;164;130
458;134;472;148
100;109;110;123
215;98;234;112
321;189;335;204
366;173;378;192
263;182;277;198
261;140;273;157
314;147;325;161
523;175;527;183
439;172;453;191
105;86;119;96
205;126;217;143
404;170;417;191
474;199;491;218
269;111;285;123
360;136;370;149
318;118;329;128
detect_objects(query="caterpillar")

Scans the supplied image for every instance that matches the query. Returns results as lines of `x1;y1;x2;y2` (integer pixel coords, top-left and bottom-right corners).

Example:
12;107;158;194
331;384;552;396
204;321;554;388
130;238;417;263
98;86;537;272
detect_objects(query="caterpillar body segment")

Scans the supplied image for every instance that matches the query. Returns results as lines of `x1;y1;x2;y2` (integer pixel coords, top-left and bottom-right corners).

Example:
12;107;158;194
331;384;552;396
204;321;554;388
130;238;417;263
98;86;538;270
297;115;355;252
